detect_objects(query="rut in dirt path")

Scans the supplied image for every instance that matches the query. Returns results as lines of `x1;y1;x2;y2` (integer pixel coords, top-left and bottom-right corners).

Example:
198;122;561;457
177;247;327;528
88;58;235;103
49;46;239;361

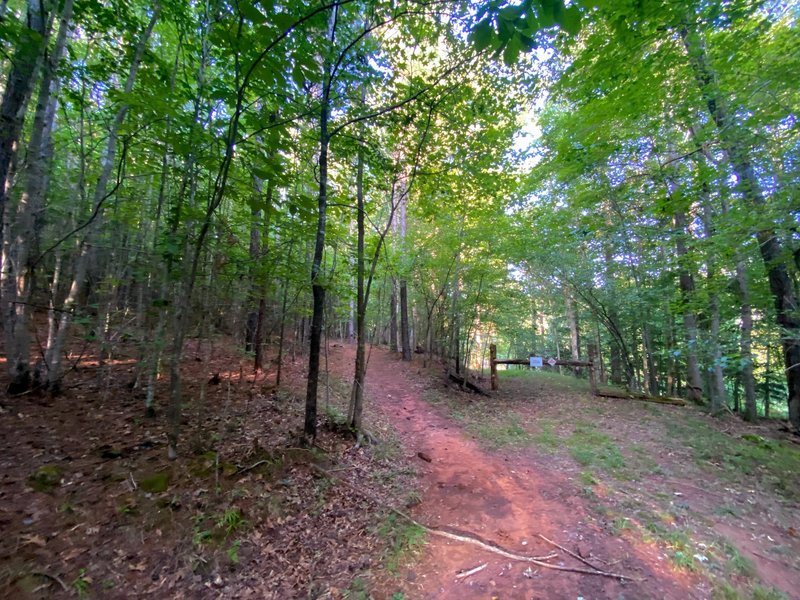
353;345;701;600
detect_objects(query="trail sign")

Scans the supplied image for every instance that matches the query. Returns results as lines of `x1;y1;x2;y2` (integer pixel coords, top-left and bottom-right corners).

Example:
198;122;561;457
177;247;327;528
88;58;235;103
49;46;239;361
529;356;543;368
547;358;557;367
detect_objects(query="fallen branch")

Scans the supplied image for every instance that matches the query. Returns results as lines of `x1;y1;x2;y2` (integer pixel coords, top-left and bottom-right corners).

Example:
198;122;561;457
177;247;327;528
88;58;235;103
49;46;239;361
455;563;488;579
235;459;269;475
596;388;686;406
28;572;68;592
308;463;635;580
537;534;605;573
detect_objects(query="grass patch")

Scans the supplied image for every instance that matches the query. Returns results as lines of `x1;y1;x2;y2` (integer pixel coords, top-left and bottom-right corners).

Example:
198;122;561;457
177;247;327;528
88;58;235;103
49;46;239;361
532;419;560;451
751;585;790;600
423;388;535;450
642;521;698;571
376;513;426;574
566;423;625;474
467;417;533;449
666;417;800;498
498;367;591;392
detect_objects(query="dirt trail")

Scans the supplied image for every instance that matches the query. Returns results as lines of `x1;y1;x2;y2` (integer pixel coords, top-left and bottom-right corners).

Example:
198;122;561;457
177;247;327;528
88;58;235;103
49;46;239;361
329;345;702;599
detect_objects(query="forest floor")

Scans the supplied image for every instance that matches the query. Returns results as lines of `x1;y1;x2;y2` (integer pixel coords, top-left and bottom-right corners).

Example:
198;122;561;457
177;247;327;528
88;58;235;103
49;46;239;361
1;336;798;599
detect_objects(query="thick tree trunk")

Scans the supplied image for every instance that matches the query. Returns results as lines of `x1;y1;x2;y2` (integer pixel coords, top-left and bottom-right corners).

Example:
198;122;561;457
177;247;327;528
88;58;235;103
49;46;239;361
682;23;800;429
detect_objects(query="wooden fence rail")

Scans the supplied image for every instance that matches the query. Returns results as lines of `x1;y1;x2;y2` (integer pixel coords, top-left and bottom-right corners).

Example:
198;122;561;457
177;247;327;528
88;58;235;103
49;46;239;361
489;343;599;396
487;343;686;406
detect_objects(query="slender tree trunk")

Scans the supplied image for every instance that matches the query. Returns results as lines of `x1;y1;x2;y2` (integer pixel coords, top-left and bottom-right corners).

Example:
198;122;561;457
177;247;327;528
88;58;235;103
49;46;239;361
44;5;159;392
398;183;411;361
672;210;704;403
275;242;293;387
348;137;366;432
682;21;800;430
564;290;581;375
304;54;333;442
390;278;398;352
0;0;50;260
2;0;72;392
736;260;757;420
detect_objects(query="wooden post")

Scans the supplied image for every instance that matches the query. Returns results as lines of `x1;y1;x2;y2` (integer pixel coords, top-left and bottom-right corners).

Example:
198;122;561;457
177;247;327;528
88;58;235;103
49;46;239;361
588;343;598;396
490;343;497;391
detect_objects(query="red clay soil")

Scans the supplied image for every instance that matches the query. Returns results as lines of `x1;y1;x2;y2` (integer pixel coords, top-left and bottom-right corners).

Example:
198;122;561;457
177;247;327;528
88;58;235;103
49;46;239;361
326;345;704;600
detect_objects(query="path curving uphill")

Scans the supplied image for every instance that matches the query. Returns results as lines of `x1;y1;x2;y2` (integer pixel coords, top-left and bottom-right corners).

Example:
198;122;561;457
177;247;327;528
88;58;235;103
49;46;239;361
329;345;702;599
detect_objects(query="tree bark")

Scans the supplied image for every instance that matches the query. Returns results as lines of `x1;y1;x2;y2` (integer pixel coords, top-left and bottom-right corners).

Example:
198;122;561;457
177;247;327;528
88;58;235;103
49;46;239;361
389;278;398;352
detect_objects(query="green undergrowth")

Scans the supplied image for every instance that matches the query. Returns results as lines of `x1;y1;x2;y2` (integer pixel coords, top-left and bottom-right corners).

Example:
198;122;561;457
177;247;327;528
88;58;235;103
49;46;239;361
497;367;592;392
567;422;626;474
423;388;534;449
376;513;426;574
666;416;800;499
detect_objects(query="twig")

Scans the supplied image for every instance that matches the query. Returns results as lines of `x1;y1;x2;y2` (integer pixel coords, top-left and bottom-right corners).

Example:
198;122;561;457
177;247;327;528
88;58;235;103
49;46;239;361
29;571;68;592
455;563;487;579
235;459;270;475
537;534;605;573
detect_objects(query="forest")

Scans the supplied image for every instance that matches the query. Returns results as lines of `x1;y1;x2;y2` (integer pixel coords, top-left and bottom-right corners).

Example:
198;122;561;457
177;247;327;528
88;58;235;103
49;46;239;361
0;0;798;598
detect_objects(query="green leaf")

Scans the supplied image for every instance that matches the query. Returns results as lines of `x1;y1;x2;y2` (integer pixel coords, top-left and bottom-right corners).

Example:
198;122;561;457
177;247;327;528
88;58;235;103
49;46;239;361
503;35;523;66
470;19;494;52
499;5;523;22
272;12;296;31
239;2;267;24
560;5;582;35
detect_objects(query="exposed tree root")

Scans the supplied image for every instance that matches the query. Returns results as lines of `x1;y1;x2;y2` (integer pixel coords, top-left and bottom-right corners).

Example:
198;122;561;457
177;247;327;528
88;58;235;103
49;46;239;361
308;463;636;581
27;571;68;592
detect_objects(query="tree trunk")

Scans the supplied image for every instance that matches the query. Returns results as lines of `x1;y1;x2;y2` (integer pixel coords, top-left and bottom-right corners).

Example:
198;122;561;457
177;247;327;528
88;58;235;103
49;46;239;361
304;56;333;442
672;210;704;403
2;0;72;393
44;4;159;392
564;290;581;375
389;278;398;352
398;183;411;361
0;0;50;258
681;21;800;430
736;259;757;421
348;136;366;432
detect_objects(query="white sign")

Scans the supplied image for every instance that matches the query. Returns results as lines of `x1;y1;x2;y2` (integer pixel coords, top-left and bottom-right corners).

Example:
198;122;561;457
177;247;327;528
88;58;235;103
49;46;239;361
547;358;557;367
529;356;543;368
